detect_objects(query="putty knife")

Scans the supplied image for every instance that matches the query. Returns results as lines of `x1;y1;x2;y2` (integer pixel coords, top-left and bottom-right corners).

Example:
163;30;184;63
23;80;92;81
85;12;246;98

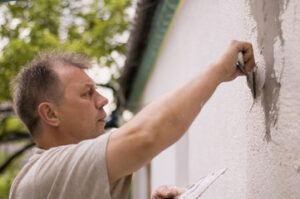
172;168;227;199
236;52;257;99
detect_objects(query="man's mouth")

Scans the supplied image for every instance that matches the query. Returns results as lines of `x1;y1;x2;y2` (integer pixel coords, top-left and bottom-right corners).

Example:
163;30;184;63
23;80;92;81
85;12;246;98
98;119;106;122
97;113;107;123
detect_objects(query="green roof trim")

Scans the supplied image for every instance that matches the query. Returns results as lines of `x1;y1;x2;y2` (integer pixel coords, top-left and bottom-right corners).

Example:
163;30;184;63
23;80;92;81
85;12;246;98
127;0;181;112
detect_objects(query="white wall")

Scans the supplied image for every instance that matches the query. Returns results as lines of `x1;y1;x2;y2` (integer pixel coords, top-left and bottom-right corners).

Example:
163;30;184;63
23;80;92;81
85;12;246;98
140;0;300;198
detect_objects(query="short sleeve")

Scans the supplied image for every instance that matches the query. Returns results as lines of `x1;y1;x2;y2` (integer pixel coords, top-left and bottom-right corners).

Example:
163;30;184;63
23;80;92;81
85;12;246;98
10;131;132;199
33;132;113;199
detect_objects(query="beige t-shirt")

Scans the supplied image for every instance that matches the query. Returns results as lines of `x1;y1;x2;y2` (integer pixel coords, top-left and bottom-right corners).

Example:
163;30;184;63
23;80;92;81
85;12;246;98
9;132;132;199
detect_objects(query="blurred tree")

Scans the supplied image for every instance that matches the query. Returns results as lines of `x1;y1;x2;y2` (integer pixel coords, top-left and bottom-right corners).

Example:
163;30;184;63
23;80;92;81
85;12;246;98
0;0;131;102
0;0;132;197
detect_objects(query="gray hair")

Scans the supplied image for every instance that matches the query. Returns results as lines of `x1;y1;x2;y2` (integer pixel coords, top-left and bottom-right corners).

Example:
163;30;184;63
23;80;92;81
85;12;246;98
12;51;91;136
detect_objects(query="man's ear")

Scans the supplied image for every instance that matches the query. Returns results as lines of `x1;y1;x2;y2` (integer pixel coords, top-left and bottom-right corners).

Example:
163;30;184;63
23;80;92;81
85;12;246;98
38;102;60;127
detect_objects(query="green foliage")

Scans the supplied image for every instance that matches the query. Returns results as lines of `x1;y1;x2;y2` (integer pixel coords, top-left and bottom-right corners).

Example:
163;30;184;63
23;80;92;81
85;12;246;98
0;0;131;102
0;116;27;140
0;1;132;198
3;117;26;133
0;151;21;199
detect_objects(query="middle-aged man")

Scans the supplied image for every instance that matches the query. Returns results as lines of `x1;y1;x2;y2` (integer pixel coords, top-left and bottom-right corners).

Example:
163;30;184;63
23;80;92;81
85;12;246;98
9;40;255;199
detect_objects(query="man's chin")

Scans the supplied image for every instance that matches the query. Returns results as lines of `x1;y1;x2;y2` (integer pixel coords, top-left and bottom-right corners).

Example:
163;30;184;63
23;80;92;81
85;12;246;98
94;128;106;138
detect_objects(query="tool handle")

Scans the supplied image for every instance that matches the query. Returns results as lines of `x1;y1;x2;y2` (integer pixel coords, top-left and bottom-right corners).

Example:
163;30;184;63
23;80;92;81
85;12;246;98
236;52;247;74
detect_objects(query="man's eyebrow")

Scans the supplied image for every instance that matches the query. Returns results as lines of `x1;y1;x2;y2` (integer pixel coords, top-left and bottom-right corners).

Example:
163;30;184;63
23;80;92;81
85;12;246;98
83;83;96;89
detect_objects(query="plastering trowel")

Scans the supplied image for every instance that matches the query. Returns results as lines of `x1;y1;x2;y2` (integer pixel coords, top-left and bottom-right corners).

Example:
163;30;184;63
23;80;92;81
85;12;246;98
236;52;257;99
172;168;227;199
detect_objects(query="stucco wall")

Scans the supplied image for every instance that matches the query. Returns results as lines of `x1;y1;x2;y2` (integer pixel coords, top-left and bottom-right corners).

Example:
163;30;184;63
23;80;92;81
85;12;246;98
140;0;300;198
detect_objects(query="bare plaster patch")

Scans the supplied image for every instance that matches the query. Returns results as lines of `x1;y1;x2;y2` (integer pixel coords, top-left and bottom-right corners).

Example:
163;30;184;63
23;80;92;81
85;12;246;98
249;0;289;142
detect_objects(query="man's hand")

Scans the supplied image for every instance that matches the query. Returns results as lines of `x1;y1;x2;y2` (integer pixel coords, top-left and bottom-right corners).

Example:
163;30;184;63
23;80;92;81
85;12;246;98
151;185;186;199
212;40;255;83
106;40;255;184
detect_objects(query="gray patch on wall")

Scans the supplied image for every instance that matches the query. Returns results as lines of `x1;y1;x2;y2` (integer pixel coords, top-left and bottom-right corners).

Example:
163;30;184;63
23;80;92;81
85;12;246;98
249;0;289;142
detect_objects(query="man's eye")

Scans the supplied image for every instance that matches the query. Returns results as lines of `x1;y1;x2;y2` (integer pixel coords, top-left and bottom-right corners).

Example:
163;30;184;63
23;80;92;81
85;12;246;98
83;89;93;97
88;89;93;96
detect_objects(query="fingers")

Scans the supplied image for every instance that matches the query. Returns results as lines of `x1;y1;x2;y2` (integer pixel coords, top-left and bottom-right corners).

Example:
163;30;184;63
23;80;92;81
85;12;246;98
212;40;255;83
242;44;255;72
151;185;186;199
244;56;255;72
230;40;255;72
230;40;252;54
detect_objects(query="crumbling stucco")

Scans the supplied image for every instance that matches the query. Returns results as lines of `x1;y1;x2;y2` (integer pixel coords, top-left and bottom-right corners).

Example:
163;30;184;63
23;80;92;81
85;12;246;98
134;0;300;198
249;0;289;142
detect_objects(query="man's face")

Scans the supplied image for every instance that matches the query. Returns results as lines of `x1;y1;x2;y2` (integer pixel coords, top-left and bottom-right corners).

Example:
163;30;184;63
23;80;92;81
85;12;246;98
54;64;108;142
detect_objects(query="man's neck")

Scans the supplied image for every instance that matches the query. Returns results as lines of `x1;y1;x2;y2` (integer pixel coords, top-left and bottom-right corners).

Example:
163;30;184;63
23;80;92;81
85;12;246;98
35;129;78;149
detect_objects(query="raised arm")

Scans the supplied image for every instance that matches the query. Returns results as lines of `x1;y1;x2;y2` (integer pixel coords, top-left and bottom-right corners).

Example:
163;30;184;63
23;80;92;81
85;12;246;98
106;40;255;183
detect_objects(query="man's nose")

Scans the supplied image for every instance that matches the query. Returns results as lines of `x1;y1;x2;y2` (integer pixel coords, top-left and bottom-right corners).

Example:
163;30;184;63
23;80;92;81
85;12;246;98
94;91;108;109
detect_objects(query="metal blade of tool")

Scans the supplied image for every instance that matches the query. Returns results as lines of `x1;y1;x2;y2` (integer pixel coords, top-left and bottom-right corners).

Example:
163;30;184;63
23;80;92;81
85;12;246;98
172;168;227;199
237;52;257;99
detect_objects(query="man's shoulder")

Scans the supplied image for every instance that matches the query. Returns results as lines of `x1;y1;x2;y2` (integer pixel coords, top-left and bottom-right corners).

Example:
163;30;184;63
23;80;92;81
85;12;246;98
9;150;43;198
10;132;114;198
38;130;113;156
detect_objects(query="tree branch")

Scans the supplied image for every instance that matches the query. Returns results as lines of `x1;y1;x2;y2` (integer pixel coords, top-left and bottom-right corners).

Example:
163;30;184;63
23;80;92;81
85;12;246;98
0;107;13;113
0;105;15;120
0;142;35;174
0;131;31;143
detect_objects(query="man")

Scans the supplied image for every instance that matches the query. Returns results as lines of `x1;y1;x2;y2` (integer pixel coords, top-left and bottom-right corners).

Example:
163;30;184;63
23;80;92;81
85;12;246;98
9;40;255;199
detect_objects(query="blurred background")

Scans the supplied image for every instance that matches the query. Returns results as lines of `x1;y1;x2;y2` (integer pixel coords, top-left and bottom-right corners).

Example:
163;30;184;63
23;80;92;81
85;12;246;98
0;1;135;198
2;1;300;199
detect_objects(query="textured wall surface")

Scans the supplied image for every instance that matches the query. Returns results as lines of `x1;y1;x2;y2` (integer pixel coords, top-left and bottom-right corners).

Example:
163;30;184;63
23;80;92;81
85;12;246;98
140;0;300;198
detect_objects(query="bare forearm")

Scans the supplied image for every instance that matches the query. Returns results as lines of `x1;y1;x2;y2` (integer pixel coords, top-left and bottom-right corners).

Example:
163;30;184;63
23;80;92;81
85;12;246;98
107;41;255;183
131;64;222;156
108;65;222;182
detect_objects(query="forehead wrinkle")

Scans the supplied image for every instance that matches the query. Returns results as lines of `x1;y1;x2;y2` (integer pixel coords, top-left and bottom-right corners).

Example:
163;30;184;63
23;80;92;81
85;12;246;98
53;63;95;88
